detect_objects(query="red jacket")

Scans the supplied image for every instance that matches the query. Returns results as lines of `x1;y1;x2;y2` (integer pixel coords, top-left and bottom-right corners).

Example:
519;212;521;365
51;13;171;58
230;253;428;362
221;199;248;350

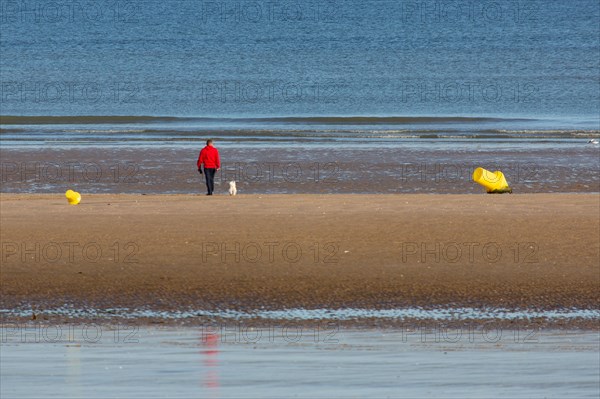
197;145;221;169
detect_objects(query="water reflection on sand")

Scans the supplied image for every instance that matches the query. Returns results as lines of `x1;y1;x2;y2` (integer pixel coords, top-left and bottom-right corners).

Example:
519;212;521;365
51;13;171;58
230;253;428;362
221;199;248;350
201;331;220;398
1;327;598;398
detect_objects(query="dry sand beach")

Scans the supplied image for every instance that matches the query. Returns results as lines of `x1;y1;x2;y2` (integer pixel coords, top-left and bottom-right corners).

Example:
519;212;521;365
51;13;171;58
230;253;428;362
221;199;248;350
1;193;598;328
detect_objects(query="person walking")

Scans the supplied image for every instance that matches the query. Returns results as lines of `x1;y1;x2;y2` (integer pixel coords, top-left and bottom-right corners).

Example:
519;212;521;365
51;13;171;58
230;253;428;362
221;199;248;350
197;139;221;195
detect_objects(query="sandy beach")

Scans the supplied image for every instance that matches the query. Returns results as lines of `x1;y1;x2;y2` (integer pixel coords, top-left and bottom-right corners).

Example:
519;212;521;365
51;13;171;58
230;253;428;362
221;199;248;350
3;1;600;397
1;193;598;327
1;146;599;195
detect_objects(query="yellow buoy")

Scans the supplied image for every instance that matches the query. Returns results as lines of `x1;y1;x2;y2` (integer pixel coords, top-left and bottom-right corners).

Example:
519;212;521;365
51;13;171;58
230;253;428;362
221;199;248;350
65;189;81;205
472;167;512;194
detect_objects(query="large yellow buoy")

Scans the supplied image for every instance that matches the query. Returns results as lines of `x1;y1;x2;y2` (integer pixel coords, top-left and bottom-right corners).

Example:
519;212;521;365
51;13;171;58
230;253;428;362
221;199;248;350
65;189;81;205
472;167;512;194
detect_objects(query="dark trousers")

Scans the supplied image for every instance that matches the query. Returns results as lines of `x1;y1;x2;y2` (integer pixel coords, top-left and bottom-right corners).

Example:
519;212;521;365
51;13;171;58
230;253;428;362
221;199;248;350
204;168;216;194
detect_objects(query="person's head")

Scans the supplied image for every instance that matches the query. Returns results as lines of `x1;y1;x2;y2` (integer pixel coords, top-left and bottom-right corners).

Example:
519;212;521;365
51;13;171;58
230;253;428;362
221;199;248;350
206;139;214;146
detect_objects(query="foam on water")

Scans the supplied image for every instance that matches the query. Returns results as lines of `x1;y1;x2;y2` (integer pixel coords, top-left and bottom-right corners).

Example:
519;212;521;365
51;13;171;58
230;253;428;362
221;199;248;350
2;306;598;321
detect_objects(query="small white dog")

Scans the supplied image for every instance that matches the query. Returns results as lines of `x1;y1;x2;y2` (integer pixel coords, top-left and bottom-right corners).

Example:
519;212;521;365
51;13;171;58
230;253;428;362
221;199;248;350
228;181;237;196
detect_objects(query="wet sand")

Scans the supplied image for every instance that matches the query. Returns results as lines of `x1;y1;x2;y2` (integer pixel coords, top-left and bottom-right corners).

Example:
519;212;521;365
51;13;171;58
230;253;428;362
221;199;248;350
1;146;599;194
1;193;599;328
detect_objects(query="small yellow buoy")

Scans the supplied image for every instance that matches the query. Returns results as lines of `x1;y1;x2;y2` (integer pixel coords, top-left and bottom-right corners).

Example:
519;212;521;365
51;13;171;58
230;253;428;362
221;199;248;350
65;189;81;205
472;167;512;194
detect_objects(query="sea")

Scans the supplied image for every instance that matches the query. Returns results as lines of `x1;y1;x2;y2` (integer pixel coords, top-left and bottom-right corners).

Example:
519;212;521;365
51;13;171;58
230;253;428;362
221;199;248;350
1;0;598;140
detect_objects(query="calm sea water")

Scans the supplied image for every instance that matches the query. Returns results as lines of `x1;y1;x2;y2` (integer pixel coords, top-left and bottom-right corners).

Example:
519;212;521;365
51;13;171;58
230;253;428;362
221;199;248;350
1;0;599;123
2;327;599;399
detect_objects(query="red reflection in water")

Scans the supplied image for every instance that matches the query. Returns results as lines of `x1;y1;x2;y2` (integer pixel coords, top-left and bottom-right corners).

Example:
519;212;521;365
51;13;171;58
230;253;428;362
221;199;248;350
200;330;220;395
